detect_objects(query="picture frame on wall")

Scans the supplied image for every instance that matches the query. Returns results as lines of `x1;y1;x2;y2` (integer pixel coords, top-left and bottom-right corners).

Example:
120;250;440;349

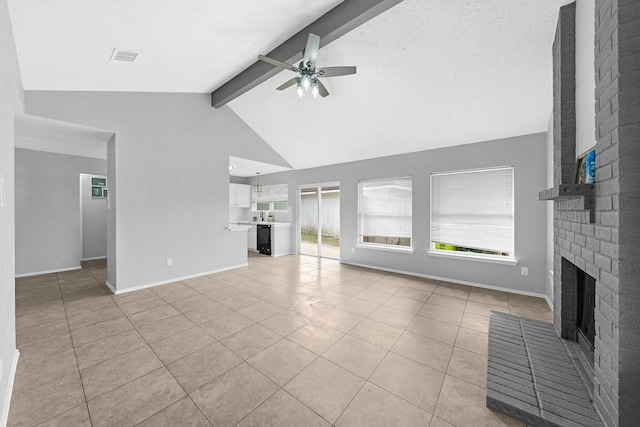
574;147;596;184
91;176;107;198
92;177;107;186
92;186;104;198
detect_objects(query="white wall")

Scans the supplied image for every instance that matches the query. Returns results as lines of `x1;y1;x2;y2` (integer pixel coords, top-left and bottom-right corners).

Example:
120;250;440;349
0;0;22;423
14;149;107;275
259;133;548;296
575;0;596;155
80;173;107;260
25;91;289;292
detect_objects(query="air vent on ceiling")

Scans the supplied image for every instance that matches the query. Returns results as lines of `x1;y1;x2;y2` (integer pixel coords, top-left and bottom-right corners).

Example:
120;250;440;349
110;48;141;62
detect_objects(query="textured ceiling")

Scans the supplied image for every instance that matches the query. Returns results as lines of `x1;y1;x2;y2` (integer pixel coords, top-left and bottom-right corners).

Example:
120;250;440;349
8;0;565;170
7;0;342;92
229;0;564;169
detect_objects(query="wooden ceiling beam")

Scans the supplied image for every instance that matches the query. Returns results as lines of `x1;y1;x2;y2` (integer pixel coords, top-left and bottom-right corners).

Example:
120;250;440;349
210;0;404;108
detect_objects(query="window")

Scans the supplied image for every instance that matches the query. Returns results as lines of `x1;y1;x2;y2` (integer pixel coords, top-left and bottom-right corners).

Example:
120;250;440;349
251;201;289;212
358;177;412;248
272;201;288;211
430;167;514;260
253;202;270;212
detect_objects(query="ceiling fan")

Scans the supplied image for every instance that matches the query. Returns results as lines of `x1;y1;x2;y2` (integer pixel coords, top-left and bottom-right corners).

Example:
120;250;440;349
258;33;357;98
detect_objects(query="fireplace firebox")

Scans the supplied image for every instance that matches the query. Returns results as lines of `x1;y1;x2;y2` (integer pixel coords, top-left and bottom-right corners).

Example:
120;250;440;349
576;267;596;365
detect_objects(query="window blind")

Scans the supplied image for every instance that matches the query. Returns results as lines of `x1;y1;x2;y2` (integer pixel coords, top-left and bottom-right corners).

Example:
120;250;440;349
430;167;514;255
358;178;412;246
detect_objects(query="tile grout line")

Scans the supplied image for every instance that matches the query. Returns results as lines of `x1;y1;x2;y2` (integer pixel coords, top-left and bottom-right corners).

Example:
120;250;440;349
58;266;96;427
108;287;209;426
11;256;546;427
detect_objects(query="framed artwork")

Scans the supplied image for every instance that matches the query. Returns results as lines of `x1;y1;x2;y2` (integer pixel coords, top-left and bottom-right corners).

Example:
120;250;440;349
91;176;107;198
574;148;596;184
92;186;104;198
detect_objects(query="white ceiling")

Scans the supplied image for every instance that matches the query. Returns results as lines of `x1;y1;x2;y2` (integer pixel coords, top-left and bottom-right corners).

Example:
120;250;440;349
7;0;342;92
229;156;291;178
8;0;564;171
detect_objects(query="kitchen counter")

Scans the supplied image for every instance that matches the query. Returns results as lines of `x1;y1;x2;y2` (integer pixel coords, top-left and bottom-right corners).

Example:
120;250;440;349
226;224;251;231
238;221;292;256
235;221;292;227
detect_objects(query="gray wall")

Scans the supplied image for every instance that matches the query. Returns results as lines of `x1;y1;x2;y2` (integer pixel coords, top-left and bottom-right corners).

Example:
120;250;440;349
0;0;21;422
81;173;107;260
15;149;107;275
258;133;548;296
25;91;290;292
106;135;117;292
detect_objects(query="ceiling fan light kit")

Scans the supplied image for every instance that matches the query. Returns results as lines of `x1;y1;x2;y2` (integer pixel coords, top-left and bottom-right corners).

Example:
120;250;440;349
258;33;356;98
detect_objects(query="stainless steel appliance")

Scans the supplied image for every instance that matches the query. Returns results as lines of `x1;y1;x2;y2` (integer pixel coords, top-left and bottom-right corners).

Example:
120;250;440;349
257;224;271;255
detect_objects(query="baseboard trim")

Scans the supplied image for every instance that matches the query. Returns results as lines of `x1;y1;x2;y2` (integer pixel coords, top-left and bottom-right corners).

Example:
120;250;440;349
341;261;549;300
81;256;107;261
1;349;20;427
272;252;293;258
109;263;250;295
15;266;81;278
105;280;116;294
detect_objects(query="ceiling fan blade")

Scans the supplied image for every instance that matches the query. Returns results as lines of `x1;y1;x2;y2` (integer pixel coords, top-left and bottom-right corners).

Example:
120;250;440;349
258;55;299;72
302;33;320;68
318;66;357;77
276;78;298;91
316;79;330;98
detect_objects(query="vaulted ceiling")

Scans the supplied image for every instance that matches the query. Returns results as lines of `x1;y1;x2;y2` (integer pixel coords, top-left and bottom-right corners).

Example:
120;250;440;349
8;0;565;171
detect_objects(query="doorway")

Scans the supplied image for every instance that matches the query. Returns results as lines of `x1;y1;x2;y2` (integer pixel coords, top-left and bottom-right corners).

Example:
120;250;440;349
299;184;340;259
79;173;108;262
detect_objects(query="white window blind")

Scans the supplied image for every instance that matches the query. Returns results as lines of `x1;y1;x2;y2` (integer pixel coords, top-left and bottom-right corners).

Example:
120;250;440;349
430;167;514;255
358;177;412;247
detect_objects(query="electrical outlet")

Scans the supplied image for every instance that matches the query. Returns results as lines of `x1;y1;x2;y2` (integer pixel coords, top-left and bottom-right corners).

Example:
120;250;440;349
521;267;528;276
166;258;172;267
0;177;5;208
351;247;355;253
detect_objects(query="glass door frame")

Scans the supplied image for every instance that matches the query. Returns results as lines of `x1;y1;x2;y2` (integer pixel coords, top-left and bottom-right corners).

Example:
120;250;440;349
297;181;340;259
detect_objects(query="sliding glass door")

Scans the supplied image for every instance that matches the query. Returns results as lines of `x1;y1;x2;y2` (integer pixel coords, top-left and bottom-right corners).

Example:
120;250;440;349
300;187;319;257
299;184;340;259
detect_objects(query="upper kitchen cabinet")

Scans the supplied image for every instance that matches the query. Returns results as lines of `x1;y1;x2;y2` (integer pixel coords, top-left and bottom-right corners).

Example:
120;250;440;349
252;184;288;202
230;183;251;208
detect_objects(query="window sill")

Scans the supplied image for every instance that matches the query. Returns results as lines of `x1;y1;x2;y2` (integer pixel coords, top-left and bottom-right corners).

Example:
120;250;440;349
356;244;414;254
427;250;517;265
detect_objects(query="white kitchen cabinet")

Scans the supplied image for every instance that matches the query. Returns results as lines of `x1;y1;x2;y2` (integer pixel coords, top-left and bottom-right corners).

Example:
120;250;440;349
252;184;287;203
247;224;257;252
271;224;292;256
230;183;251;208
238;222;291;256
271;184;288;201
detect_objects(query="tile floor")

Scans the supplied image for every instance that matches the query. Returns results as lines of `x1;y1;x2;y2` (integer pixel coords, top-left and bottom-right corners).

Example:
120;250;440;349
10;254;552;427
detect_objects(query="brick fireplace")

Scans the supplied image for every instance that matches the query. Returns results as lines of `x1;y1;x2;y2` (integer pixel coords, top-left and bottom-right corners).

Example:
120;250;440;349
545;1;640;426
